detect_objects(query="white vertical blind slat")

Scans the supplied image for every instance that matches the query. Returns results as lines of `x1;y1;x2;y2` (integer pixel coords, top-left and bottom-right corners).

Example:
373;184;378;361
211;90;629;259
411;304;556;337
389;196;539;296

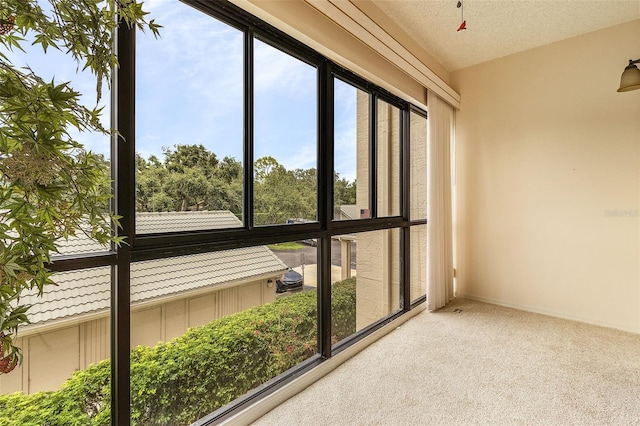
427;91;454;311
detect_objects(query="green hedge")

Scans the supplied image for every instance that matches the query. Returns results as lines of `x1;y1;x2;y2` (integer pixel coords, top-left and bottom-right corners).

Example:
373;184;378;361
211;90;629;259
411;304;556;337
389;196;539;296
0;278;356;425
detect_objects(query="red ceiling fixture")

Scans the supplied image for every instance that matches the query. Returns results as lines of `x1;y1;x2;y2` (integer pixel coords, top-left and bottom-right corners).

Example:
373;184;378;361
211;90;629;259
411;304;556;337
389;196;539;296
456;0;466;31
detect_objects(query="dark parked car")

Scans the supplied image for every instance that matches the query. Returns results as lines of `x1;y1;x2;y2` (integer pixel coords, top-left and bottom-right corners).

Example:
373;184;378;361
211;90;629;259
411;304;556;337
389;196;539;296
276;268;303;293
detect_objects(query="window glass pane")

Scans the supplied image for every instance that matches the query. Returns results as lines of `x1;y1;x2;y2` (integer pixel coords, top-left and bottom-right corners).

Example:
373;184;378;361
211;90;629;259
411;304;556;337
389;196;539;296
410;111;428;221
136;2;244;231
4;13;113;256
129;243;318;423
268;240;317;294
333;78;368;221
332;229;401;346
376;100;401;217
410;225;427;302
0;267;112;422
51;218;112;256
253;39;318;226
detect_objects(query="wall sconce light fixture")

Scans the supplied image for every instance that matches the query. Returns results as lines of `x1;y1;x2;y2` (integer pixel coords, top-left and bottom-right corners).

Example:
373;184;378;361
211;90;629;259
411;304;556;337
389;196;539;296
617;59;640;92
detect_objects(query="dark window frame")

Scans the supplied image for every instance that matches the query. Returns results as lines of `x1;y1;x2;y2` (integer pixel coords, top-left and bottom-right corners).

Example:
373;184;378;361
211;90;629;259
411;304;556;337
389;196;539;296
43;1;429;424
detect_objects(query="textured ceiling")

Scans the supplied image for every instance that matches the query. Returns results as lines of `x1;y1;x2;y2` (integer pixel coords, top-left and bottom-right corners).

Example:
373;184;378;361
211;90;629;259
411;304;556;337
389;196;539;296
370;0;640;71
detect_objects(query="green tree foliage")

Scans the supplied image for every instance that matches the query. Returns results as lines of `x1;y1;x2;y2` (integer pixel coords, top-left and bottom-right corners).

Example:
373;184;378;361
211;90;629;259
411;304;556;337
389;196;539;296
253;157;317;225
334;173;357;212
0;1;159;370
136;145;356;226
136;144;243;214
0;279;357;425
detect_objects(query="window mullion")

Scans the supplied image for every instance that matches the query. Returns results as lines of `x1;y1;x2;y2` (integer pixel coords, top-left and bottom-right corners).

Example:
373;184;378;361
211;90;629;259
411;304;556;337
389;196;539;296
318;61;333;359
113;19;136;426
369;93;377;218
244;29;254;230
401;107;411;311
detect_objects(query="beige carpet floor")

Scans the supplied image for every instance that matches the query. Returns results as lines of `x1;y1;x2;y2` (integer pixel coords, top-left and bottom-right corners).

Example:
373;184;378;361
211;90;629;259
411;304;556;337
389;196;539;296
252;298;640;425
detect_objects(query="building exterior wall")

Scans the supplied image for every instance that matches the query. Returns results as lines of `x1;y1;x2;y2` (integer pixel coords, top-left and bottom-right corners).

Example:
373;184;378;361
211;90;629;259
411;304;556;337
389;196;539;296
356;90;370;217
410;225;427;301
452;20;640;333
409;111;428;301
0;279;276;395
355;92;403;329
352;91;428;328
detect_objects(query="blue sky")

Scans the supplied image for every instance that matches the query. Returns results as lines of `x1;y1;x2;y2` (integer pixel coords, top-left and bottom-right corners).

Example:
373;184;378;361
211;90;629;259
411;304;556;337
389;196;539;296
8;0;358;182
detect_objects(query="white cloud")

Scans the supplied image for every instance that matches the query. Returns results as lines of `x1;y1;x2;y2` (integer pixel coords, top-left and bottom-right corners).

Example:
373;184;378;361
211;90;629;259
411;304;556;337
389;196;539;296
279;137;317;172
254;40;316;98
135;2;245;160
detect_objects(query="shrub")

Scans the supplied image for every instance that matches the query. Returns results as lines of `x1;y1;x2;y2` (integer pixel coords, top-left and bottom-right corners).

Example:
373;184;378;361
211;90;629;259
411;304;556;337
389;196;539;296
0;278;356;425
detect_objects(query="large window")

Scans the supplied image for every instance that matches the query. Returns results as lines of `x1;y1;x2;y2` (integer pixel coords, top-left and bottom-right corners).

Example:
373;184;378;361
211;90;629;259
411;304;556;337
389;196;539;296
333;78;367;221
135;3;244;229
331;229;402;347
376;99;402;218
1;1;429;424
410;109;428;302
129;242;319;423
253;40;318;226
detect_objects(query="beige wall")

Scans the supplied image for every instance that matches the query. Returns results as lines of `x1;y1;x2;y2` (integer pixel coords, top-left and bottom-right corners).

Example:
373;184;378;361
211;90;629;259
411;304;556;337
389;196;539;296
452;20;640;332
1;279;277;395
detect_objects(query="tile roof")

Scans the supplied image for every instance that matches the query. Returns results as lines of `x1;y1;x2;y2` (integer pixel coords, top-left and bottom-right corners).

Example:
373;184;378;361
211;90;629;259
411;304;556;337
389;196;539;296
22;211;287;327
53;210;244;256
136;210;243;234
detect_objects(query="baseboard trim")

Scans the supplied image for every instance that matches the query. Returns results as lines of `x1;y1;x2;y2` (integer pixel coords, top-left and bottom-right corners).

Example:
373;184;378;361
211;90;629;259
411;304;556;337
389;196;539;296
222;304;426;425
457;293;638;334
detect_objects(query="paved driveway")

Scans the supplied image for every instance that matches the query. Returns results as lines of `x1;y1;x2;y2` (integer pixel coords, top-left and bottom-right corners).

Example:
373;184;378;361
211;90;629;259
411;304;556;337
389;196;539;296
271;239;356;269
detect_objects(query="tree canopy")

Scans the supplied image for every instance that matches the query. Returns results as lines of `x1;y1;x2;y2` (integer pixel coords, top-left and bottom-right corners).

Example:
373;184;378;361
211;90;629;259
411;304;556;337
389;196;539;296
136;145;243;214
136;144;356;226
